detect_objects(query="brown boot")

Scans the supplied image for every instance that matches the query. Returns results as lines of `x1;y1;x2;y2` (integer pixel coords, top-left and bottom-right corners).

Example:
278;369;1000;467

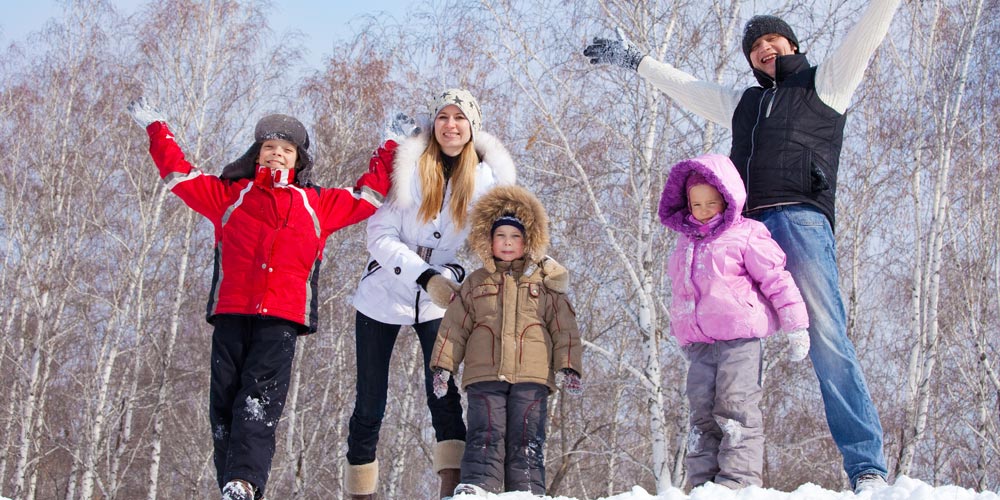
432;440;465;499
345;459;378;499
438;468;461;499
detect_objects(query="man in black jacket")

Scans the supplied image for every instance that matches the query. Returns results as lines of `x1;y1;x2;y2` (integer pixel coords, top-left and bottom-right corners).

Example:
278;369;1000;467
584;1;902;493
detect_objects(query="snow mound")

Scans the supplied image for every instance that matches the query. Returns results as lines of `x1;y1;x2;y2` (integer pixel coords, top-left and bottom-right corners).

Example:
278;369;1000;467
449;476;999;500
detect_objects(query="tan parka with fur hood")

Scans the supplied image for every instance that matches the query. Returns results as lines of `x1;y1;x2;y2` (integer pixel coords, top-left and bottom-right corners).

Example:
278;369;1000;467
430;185;582;393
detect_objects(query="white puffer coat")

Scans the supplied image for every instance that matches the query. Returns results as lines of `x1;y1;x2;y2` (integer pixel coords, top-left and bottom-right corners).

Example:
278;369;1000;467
351;131;516;325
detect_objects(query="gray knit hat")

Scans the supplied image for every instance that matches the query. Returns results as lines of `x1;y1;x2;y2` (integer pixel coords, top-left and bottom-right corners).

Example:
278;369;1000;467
742;15;800;64
428;88;482;136
221;114;314;183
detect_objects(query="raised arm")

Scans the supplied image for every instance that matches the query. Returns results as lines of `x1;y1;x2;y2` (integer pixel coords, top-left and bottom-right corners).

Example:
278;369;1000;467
584;29;742;127
316;139;394;234
127;97;230;221
815;0;904;113
637;58;743;127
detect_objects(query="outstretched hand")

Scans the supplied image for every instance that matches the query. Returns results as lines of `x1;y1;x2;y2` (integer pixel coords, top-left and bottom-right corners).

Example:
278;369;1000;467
126;97;167;129
384;112;422;143
583;27;645;71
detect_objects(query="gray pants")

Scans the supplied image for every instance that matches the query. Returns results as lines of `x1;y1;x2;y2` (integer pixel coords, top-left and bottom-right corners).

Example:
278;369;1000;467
683;338;764;489
461;381;549;494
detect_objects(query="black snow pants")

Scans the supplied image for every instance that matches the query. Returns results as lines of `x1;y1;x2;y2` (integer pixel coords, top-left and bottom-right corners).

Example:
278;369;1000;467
209;315;298;499
461;381;549;494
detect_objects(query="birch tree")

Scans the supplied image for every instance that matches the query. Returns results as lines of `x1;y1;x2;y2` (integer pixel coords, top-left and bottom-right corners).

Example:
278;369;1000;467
887;0;986;476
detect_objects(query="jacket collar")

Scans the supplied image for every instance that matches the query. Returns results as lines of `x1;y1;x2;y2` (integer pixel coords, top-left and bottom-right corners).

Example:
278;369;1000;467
494;258;526;277
254;165;295;188
752;52;811;88
389;130;516;209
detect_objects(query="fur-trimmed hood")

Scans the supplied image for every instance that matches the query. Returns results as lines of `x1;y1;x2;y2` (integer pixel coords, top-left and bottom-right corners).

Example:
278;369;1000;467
469;185;549;273
389;130;516;209
658;153;746;241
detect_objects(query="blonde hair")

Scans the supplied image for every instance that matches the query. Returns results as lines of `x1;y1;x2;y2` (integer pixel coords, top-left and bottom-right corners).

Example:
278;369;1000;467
416;139;478;228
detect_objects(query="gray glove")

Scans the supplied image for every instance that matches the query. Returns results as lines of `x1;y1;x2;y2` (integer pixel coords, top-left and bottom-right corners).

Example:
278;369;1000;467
556;369;583;396
432;369;450;398
384;112;422;142
785;329;811;362
426;274;460;308
126;97;167;128
583;27;645;71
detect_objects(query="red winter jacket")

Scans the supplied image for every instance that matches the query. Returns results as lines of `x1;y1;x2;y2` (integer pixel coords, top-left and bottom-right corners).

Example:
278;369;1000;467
145;122;393;333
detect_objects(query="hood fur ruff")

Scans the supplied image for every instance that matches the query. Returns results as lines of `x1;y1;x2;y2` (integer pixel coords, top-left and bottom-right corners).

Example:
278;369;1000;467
658;153;746;241
469;185;550;274
389;130;516;209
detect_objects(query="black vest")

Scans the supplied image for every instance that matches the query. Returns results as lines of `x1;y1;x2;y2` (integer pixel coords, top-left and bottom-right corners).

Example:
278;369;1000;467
729;54;846;229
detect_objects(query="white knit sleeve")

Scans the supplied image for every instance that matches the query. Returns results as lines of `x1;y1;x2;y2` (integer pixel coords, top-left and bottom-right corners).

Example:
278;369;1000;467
815;0;903;113
637;57;742;128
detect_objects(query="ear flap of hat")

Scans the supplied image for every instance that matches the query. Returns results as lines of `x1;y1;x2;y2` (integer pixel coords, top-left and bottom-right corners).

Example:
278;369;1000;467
294;149;314;186
220;143;261;181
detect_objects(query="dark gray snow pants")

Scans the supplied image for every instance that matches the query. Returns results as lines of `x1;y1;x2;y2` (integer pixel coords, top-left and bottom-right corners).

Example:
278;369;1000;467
460;380;549;494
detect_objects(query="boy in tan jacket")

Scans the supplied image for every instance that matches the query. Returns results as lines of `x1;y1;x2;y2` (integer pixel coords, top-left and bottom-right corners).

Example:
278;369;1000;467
430;185;583;496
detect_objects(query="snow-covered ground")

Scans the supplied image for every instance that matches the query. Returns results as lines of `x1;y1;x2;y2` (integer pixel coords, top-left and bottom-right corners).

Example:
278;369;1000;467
1;475;995;499
452;476;999;500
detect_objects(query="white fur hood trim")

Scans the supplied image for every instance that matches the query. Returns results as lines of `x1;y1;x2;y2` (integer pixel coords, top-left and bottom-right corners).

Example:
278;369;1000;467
390;130;516;209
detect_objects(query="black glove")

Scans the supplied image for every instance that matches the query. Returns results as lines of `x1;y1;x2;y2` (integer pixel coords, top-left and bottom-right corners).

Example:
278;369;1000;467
583;27;645;71
126;97;167;128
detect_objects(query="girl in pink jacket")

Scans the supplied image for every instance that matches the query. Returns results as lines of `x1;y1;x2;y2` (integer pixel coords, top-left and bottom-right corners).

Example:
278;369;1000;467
658;153;809;489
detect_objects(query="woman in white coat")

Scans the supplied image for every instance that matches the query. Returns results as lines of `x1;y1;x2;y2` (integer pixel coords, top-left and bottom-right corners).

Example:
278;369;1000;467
345;89;516;499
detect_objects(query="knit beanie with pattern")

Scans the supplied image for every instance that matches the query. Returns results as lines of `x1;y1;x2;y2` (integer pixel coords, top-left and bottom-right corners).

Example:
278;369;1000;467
428;88;482;136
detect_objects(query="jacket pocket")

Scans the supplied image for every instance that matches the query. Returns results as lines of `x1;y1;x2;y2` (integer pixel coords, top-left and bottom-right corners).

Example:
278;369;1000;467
360;259;381;281
472;284;500;318
806;151;831;192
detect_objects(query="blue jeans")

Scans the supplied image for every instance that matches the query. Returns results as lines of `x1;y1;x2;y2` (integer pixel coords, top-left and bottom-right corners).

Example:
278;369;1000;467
750;205;886;484
346;311;466;465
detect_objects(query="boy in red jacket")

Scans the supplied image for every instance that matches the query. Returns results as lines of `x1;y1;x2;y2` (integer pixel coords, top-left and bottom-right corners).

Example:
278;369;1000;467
127;98;392;500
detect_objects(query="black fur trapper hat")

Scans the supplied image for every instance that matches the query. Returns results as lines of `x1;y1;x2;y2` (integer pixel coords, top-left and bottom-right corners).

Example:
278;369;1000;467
221;114;315;184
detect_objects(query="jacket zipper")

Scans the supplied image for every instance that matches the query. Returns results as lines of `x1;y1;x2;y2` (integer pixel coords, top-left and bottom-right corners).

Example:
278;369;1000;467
765;81;778;117
744;86;774;209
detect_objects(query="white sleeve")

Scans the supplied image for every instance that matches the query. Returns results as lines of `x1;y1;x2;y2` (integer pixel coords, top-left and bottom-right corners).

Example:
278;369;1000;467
365;202;431;286
637;57;743;128
815;0;903;113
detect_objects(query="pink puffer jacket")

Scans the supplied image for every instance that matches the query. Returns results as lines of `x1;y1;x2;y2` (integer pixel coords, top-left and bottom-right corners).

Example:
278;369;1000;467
658;154;808;346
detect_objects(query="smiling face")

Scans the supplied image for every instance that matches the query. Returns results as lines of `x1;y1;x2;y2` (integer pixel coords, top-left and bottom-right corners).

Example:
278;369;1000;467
433;104;473;156
491;225;525;262
749;33;798;78
256;138;298;170
688;183;726;224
